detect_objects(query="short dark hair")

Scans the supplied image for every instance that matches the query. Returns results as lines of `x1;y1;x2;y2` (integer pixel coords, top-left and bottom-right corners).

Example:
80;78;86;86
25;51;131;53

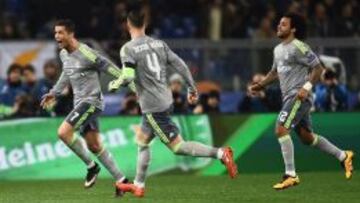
283;12;306;40
44;59;59;70
23;64;36;73
208;90;220;100
7;63;22;75
127;0;145;28
55;19;76;33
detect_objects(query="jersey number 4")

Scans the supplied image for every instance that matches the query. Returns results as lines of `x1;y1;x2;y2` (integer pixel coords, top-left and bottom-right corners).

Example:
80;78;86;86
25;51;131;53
146;53;161;81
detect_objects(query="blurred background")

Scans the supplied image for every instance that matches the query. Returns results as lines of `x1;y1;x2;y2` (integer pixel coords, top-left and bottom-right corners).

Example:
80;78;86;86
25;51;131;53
0;0;359;118
0;0;359;181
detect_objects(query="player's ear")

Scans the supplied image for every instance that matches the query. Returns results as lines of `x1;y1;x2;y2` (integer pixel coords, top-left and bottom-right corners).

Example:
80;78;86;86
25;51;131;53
291;28;296;35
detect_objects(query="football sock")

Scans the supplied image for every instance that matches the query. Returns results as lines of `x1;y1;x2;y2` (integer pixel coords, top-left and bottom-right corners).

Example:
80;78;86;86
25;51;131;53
175;141;218;158
134;146;151;187
68;135;93;166
312;134;346;162
278;135;296;177
96;148;125;182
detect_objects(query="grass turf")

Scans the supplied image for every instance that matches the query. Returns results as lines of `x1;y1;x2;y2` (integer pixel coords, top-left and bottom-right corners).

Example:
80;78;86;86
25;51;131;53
0;171;358;203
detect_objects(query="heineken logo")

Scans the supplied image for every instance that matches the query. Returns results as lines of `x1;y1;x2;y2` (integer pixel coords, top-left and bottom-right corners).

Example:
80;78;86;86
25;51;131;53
0;129;129;171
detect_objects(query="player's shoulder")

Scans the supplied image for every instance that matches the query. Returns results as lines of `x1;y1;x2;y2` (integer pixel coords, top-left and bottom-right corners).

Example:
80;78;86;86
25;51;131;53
78;43;98;62
291;39;311;55
59;49;68;61
120;40;135;57
273;43;282;53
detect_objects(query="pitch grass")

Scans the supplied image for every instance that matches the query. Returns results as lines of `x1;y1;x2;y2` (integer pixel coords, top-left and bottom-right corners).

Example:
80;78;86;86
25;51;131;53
0;171;358;203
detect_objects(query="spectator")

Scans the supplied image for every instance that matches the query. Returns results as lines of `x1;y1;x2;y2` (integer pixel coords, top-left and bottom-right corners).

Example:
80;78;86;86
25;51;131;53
238;81;268;113
22;64;37;93
119;92;140;115
308;3;334;37
238;73;282;112
120;100;141;115
336;3;358;37
253;17;276;40
315;68;348;112
10;93;37;118
0;64;25;106
0;18;21;39
194;90;221;114
33;60;60;102
169;74;187;114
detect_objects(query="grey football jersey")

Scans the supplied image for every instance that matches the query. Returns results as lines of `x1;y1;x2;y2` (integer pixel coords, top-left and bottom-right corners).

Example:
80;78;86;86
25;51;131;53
120;36;196;113
272;39;320;101
51;43;121;110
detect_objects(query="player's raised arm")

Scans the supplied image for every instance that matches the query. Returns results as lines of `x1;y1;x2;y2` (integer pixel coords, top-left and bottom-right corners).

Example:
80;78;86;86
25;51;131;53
165;43;198;104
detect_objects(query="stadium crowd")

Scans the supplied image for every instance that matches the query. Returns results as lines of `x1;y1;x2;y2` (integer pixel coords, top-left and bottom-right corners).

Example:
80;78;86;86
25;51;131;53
0;60;358;119
0;0;359;40
0;0;359;119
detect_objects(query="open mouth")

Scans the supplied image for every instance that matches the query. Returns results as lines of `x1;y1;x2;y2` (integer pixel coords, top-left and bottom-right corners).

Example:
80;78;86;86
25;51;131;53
56;40;63;46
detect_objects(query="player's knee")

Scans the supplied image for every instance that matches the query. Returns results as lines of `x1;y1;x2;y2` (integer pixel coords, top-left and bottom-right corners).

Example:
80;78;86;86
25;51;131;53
275;126;289;137
88;143;102;153
57;128;70;141
168;137;184;155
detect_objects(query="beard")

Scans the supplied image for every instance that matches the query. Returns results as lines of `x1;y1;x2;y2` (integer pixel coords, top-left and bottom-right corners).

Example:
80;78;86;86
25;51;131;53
277;30;291;39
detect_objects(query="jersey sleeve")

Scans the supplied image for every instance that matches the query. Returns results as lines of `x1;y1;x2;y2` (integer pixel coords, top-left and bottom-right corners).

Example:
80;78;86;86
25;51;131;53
118;44;136;83
164;42;197;93
120;44;136;66
271;48;277;71
78;43;122;78
293;40;321;68
49;71;70;97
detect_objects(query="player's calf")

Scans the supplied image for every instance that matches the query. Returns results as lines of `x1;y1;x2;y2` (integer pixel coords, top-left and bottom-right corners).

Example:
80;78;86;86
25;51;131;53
295;127;315;146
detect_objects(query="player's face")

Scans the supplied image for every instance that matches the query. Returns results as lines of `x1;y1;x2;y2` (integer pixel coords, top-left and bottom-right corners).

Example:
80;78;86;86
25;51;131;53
277;17;292;39
54;26;73;49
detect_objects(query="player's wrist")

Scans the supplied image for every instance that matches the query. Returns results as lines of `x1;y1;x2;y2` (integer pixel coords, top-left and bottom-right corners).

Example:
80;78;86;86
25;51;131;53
302;81;313;91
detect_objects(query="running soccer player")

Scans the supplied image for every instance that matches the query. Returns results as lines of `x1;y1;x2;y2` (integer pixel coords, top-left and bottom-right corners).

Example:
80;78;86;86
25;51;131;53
108;6;238;197
40;19;128;193
249;13;354;190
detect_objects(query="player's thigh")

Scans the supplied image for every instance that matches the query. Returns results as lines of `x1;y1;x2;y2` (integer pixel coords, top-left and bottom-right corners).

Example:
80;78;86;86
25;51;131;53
294;113;314;145
143;110;180;146
65;102;102;132
277;97;311;131
137;116;156;146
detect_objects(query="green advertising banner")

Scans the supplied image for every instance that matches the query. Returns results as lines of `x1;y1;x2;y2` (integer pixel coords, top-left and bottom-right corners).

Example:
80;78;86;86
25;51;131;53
0;115;213;180
202;112;360;175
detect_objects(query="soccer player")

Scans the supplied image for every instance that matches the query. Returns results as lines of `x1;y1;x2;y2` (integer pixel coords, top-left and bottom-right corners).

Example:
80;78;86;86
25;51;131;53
249;13;354;190
108;6;238;197
40;19;128;193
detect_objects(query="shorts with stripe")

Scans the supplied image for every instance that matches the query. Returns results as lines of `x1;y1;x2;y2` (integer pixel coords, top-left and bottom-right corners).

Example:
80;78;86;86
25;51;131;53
141;107;179;144
65;102;102;136
277;96;313;133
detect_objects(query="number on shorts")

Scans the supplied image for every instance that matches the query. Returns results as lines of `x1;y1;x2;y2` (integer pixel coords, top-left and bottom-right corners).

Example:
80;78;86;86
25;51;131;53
146;53;161;81
70;112;80;122
279;111;288;122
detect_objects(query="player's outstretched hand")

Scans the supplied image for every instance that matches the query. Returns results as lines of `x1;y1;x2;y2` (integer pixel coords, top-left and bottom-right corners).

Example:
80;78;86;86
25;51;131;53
296;88;309;101
187;91;199;105
40;93;56;110
108;78;124;93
